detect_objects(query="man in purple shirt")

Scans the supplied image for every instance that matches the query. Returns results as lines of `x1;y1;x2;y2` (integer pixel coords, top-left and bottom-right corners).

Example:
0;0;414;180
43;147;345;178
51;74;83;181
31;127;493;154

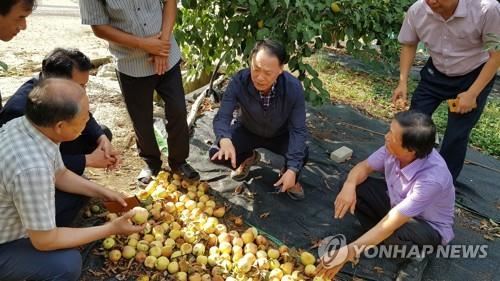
392;0;500;183
317;111;455;281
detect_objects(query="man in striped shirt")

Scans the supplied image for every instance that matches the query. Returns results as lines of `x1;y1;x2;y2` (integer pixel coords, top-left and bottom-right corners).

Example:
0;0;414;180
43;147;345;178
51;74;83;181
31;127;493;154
79;0;199;183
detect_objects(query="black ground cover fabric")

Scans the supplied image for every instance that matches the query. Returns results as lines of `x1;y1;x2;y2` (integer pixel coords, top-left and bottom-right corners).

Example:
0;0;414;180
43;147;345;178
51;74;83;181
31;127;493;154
186;104;499;281
81;103;499;280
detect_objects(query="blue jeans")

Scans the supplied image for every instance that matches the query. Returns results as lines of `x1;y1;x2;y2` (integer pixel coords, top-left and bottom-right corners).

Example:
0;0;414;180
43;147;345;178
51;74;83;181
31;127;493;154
410;59;495;182
0;238;82;281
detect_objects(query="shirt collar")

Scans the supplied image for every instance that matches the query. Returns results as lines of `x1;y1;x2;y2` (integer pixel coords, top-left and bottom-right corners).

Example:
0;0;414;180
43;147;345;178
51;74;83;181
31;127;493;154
21;116;60;154
258;82;277;97
399;155;428;181
423;0;467;19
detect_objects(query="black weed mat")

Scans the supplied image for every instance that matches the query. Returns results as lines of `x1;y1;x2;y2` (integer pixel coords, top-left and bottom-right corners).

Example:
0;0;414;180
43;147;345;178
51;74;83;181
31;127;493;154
80;104;499;281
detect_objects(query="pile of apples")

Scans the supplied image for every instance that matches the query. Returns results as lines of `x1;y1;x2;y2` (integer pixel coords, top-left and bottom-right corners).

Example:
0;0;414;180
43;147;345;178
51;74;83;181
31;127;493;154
101;171;325;281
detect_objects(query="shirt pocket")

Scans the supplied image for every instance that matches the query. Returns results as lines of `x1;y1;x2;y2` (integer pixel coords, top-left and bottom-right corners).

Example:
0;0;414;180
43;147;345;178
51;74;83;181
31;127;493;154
104;0;134;32
447;19;482;53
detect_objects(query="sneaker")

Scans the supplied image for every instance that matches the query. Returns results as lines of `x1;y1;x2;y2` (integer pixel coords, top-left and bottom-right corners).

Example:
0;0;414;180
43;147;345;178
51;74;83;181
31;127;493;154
171;163;200;181
137;166;160;185
231;150;261;181
396;255;429;281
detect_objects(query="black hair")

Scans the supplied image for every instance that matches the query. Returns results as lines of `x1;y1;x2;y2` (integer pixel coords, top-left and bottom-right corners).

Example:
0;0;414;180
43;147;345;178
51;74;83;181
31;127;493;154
26;79;83;127
0;0;36;16
394;110;436;159
250;39;288;65
41;48;92;80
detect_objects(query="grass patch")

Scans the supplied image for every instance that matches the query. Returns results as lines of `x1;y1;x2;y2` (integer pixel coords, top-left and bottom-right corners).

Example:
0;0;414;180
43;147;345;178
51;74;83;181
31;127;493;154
308;52;500;157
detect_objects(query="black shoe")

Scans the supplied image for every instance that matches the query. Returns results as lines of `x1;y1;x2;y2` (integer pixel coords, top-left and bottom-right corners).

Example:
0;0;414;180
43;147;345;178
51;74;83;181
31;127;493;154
396;255;429;281
171;163;200;181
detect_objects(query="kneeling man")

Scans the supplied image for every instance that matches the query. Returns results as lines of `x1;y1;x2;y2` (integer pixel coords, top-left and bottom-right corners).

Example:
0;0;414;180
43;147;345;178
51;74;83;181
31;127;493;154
318;111;455;281
210;39;308;200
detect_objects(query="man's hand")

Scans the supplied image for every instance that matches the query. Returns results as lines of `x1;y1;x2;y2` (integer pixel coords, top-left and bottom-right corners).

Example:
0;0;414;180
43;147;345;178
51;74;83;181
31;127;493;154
316;245;355;280
150;55;169;75
97;135;113;158
274;169;297;192
101;188;127;207
95;135;122;170
334;182;357;219
139;33;170;56
456;91;477;114
109;210;145;235
211;138;237;168
86;147;116;169
392;82;408;109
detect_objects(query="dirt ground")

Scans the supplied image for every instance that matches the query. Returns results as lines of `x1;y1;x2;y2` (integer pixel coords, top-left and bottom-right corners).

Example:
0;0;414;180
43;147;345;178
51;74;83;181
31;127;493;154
0;1;149;195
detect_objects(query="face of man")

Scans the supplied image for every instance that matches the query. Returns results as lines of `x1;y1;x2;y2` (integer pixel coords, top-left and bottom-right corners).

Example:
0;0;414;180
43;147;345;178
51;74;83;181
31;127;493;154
250;49;283;93
385;120;415;160
0;1;32;41
57;95;90;142
71;69;90;89
425;0;459;16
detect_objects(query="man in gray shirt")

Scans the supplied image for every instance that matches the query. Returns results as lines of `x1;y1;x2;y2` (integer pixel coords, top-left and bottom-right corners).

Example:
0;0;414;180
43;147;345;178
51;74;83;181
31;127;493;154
392;0;500;183
79;0;199;183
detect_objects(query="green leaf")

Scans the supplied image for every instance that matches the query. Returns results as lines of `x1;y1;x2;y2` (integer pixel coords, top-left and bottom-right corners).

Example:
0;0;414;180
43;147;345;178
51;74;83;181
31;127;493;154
311;77;323;89
0;61;7;71
256;28;270;40
304;63;318;77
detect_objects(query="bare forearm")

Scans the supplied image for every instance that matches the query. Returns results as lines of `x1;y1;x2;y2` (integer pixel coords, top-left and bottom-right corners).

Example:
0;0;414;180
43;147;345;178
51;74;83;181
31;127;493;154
468;51;500;98
349;210;409;253
344;160;372;187
399;44;418;83
29;224;114;251
91;25;142;50
160;0;177;40
55;169;104;199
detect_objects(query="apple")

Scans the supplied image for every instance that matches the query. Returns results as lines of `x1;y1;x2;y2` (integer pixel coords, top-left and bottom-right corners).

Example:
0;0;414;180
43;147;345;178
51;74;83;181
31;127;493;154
109;249;121;263
102;237;115;250
131;207;149;224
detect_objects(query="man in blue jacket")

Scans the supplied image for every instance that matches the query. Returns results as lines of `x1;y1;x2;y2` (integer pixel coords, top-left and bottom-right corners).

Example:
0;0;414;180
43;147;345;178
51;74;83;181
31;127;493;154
210;40;308;200
0;48;120;226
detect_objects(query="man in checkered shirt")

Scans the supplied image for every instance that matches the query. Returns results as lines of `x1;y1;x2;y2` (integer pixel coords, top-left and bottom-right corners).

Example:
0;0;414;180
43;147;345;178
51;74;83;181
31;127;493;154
0;79;143;281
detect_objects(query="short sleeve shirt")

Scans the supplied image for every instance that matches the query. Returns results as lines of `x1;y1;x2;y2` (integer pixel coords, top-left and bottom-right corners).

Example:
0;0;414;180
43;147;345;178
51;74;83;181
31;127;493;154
398;0;500;76
367;146;455;244
0;117;64;244
79;0;182;77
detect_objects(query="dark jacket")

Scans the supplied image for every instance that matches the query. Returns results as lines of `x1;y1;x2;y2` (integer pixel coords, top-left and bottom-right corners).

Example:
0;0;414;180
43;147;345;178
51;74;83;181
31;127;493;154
0;76;104;175
213;69;308;171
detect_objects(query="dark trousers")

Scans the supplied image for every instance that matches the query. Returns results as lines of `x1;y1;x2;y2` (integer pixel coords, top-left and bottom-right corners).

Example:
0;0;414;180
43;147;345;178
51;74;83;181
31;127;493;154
116;62;189;171
209;125;309;179
410;59;495;182
55;125;113;227
355;177;441;247
0;238;82;281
